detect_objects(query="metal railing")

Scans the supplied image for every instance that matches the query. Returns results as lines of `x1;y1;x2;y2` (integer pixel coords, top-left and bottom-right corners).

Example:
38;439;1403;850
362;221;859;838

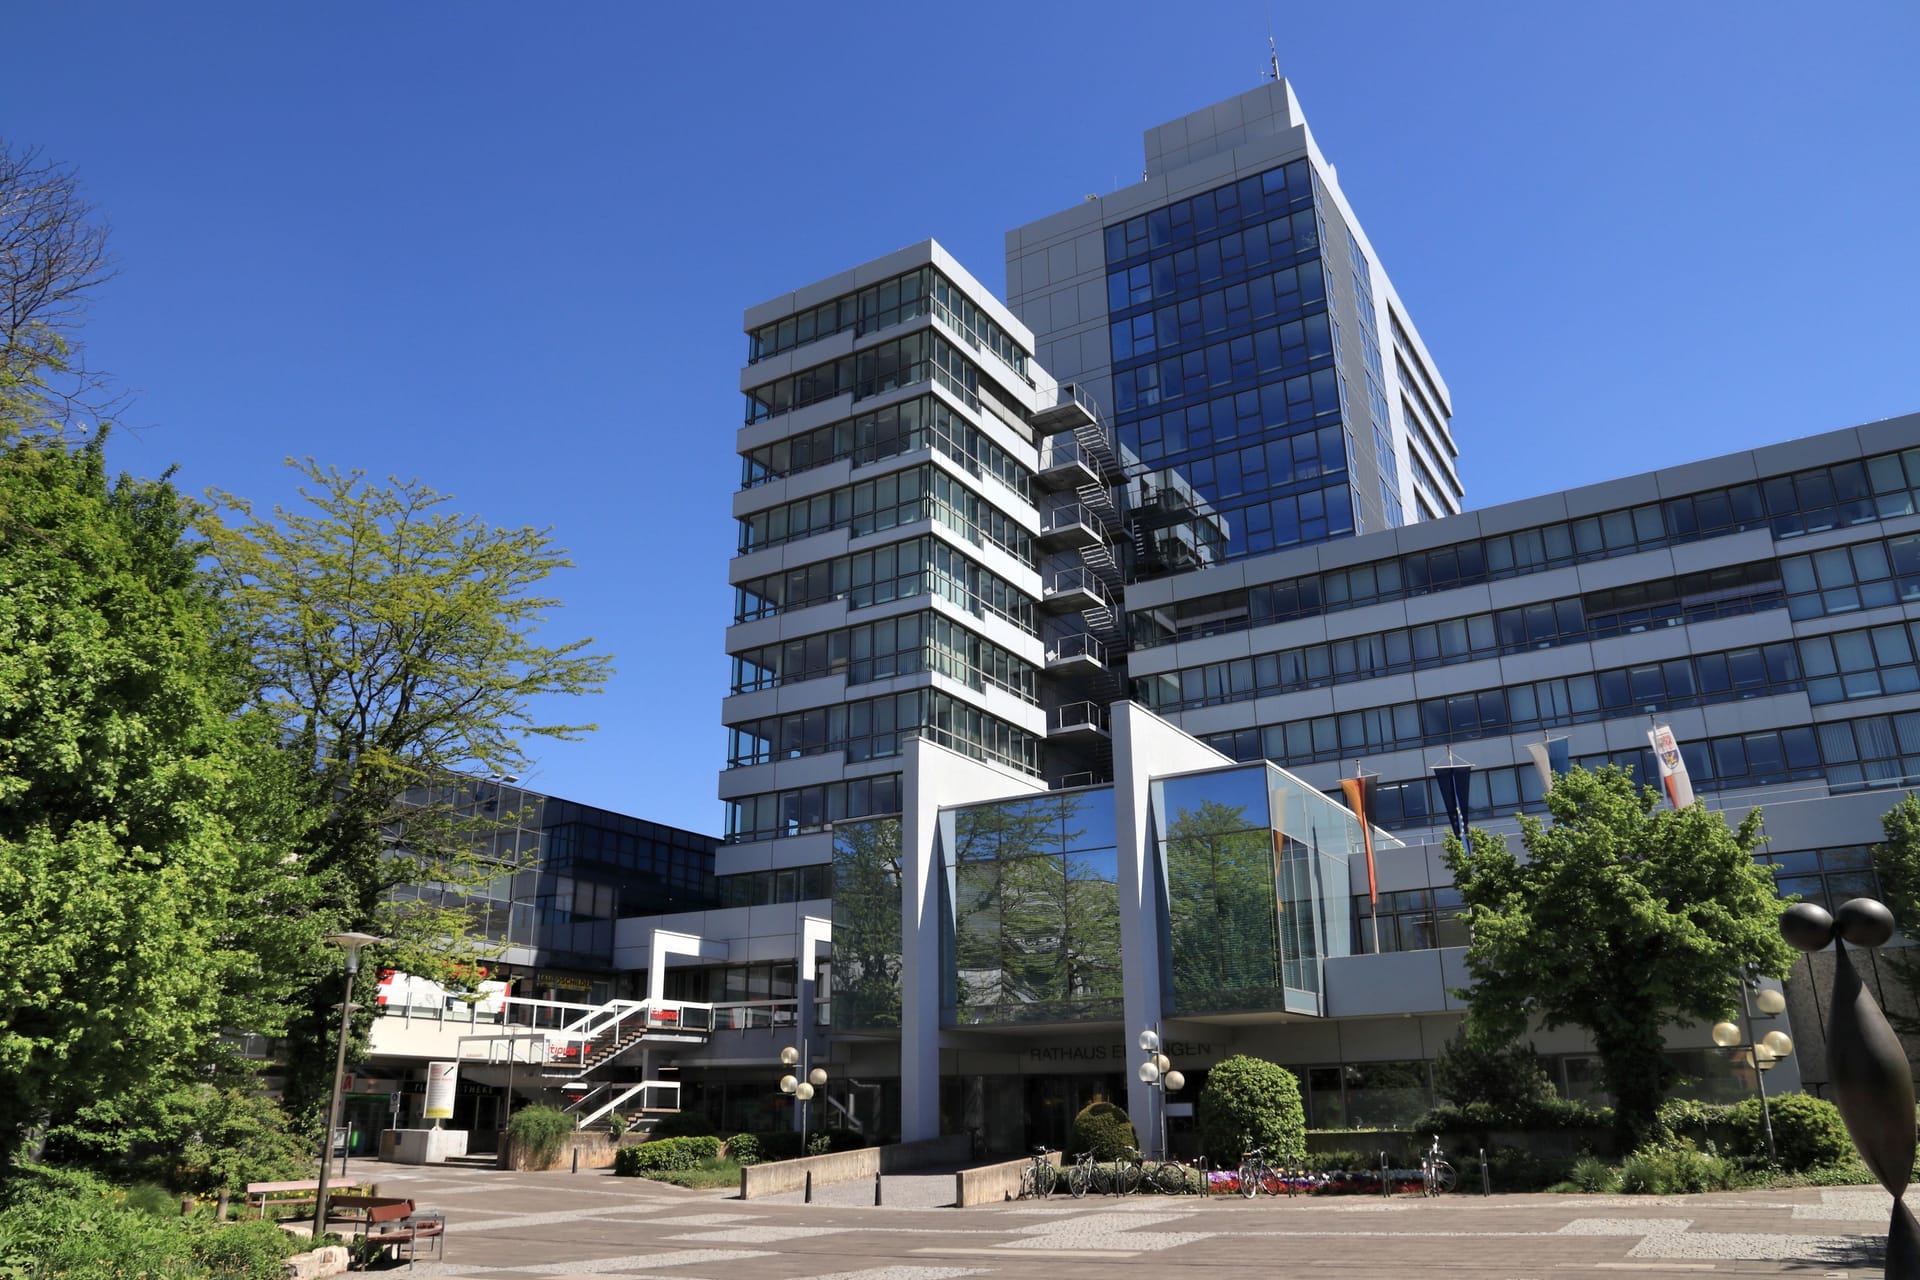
1046;633;1107;666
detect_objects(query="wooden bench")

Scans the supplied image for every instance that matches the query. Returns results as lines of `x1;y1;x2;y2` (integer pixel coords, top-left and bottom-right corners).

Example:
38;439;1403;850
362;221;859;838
244;1179;366;1217
326;1193;410;1225
353;1199;446;1270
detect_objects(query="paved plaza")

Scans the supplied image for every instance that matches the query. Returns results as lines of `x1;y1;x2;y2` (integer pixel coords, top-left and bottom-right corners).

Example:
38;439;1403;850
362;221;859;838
340;1161;1909;1278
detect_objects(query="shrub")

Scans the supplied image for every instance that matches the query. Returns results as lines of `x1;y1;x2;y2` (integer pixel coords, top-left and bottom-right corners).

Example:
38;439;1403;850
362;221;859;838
650;1110;718;1138
1482;1145;1575;1192
614;1135;724;1175
1419;1096;1612;1137
606;1111;628;1141
0;1164;293;1279
507;1105;575;1171
1616;1137;1738;1194
1725;1093;1851;1171
1071;1100;1139;1161
188;1219;298;1280
726;1133;762;1165
1196;1055;1306;1167
1432;1031;1557;1118
1568;1155;1619;1192
160;1087;314;1194
757;1130;805;1161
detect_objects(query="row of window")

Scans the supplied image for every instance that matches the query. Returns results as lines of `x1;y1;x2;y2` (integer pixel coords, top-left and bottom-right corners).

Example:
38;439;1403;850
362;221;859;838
1133;562;1784;703
1120;364;1344;472
1107;207;1323;315
928;273;1030;383
737;463;1035;567
744;330;979;424
1114;312;1335;422
1131;420;1350;514
724;773;903;843
739;392;1030;498
713;864;835;909
1105;158;1316;265
1124;449;1920;648
726;685;1039;774
1277;710;1920;832
746;265;933;364
1109;259;1330;370
733;535;1037;635
1196;641;1804;769
730;610;1038;703
1388;312;1450;431
1783;533;1920;621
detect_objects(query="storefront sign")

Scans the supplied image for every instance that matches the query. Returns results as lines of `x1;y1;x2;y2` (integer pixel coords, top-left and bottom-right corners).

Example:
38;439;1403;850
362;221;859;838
1026;1040;1214;1065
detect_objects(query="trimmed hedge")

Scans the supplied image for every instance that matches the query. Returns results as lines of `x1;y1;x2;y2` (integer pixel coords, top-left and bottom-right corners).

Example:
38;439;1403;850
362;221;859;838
725;1133;762;1165
1071;1101;1138;1161
1727;1094;1851;1171
1196;1056;1306;1168
613;1135;724;1175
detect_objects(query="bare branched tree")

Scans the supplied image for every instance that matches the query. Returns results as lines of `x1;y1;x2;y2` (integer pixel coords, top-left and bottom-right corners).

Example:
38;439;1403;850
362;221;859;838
0;138;119;440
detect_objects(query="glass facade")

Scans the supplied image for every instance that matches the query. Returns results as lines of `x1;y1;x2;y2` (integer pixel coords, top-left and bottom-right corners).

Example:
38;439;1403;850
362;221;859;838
830;818;904;1029
1153;763;1353;1016
940;791;1122;1025
1106;158;1358;573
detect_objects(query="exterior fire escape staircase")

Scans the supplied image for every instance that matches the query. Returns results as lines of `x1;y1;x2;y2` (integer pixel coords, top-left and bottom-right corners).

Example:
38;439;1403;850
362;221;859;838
1033;383;1129;785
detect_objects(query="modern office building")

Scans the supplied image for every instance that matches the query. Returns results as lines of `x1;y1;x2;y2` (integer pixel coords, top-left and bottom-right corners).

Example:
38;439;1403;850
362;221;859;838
360;79;1920;1164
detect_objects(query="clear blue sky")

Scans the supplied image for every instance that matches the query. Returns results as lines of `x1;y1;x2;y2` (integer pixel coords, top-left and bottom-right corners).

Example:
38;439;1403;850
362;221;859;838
6;2;1916;836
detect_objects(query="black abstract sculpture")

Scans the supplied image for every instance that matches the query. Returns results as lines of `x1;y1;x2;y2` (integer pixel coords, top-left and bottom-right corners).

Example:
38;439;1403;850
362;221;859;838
1781;897;1917;1278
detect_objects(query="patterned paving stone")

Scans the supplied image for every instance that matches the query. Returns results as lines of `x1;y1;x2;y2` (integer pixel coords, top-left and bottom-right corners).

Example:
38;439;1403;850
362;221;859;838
663;1226;849;1244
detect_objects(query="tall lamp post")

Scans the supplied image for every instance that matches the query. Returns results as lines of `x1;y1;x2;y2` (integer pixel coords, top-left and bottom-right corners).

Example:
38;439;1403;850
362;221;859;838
1710;983;1793;1165
779;1044;828;1154
1136;1029;1185;1161
314;932;383;1239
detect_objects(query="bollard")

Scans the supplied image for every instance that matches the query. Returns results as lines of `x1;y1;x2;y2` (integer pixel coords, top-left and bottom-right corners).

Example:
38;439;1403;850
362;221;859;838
1381;1151;1390;1197
572;1148;579;1174
804;1170;813;1203
1199;1156;1208;1197
1479;1148;1491;1197
874;1170;883;1206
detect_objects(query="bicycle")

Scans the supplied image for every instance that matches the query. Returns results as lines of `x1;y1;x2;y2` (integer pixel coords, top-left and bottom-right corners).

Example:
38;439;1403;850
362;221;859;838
1108;1145;1149;1195
1420;1134;1457;1196
1018;1146;1058;1199
1067;1149;1104;1198
1238;1145;1285;1198
1148;1152;1198;1195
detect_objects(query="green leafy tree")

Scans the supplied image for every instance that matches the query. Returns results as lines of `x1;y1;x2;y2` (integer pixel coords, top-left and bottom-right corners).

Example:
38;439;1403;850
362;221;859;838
1430;1029;1557;1118
0;437;312;1166
1195;1055;1305;1167
1443;765;1793;1148
197;460;613;1120
1871;793;1920;1035
1164;800;1280;1011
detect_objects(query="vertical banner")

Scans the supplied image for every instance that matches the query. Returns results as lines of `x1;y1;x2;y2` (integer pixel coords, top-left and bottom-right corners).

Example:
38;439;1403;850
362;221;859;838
1432;764;1473;840
1526;736;1571;793
1339;771;1378;906
1646;723;1695;810
424;1061;459;1121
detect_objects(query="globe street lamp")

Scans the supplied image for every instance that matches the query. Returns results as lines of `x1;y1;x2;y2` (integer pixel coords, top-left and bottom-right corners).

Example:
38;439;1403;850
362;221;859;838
314;931;383;1239
1710;983;1792;1165
780;1043;829;1155
1137;1028;1185;1161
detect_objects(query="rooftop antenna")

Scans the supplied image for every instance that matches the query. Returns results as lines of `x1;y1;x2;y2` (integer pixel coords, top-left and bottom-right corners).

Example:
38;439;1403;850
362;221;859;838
1266;3;1282;81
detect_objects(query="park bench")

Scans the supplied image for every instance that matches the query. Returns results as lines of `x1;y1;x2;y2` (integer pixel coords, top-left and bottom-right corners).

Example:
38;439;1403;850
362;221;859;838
243;1179;366;1217
352;1199;446;1270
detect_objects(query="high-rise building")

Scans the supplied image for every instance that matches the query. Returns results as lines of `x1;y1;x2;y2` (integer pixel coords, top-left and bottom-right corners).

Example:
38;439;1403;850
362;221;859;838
1006;78;1463;581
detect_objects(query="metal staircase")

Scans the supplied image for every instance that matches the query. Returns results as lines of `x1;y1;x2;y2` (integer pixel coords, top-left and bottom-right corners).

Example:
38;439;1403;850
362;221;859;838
457;996;710;1130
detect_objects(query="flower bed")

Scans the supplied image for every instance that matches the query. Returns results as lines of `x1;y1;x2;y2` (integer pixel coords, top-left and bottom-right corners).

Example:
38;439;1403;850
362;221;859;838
1206;1167;1431;1195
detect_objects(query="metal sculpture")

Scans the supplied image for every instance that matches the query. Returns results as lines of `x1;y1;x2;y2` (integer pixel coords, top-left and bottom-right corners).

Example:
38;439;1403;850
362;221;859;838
1781;898;1917;1278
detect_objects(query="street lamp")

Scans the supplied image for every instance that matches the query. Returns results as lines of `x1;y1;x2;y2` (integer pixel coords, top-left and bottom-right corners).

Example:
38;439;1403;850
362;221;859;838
779;1043;829;1155
314;932;383;1238
1711;983;1793;1165
1137;1028;1185;1161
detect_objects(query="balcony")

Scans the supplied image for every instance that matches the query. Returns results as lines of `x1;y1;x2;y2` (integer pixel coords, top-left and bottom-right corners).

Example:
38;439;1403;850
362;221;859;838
1036;435;1101;492
1049;701;1110;740
1036;502;1109;552
1045;633;1107;673
1040;565;1112;613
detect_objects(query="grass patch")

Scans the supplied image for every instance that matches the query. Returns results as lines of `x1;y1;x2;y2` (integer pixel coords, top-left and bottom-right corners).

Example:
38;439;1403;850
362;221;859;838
630;1157;744;1189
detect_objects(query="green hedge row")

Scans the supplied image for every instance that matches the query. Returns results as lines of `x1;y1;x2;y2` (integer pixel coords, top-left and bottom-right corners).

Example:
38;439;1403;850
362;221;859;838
613;1135;723;1175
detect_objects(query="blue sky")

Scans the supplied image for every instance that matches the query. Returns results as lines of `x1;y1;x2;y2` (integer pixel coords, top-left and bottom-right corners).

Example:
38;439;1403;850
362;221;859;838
5;2;1916;836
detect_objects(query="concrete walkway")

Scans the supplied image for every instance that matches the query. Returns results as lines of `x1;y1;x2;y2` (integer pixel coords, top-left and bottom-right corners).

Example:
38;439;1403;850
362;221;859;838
340;1160;1904;1277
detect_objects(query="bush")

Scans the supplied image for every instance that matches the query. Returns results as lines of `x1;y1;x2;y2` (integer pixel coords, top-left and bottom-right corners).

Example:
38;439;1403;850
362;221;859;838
614;1135;724;1175
506;1105;575;1171
650;1110;718;1138
1480;1144;1575;1192
1196;1055;1306;1167
1725;1093;1851;1171
160;1087;315;1194
188;1219;298;1280
1419;1096;1612;1137
606;1111;628;1142
1568;1155;1619;1192
757;1130;805;1161
1432;1031;1558;1117
1616;1137;1738;1194
1071;1100;1139;1161
726;1133;762;1165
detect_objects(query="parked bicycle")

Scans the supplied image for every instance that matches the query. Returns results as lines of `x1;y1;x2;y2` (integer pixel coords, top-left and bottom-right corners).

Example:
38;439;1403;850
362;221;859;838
1420;1134;1457;1196
1019;1146;1058;1199
1067;1149;1102;1198
1238;1145;1287;1198
1148;1151;1199;1195
1108;1145;1151;1195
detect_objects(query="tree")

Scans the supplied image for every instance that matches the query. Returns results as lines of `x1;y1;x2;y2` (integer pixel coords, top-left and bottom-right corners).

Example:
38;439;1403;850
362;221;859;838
0;436;312;1167
196;459;613;1118
1442;765;1792;1148
1195;1055;1305;1167
1871;793;1920;1034
1430;1028;1558;1118
0;139;117;440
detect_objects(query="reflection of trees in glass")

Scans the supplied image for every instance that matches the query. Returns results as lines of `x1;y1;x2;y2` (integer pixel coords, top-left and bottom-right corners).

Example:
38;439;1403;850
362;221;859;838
831;818;902;1029
948;796;1120;1022
1165;800;1281;1013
